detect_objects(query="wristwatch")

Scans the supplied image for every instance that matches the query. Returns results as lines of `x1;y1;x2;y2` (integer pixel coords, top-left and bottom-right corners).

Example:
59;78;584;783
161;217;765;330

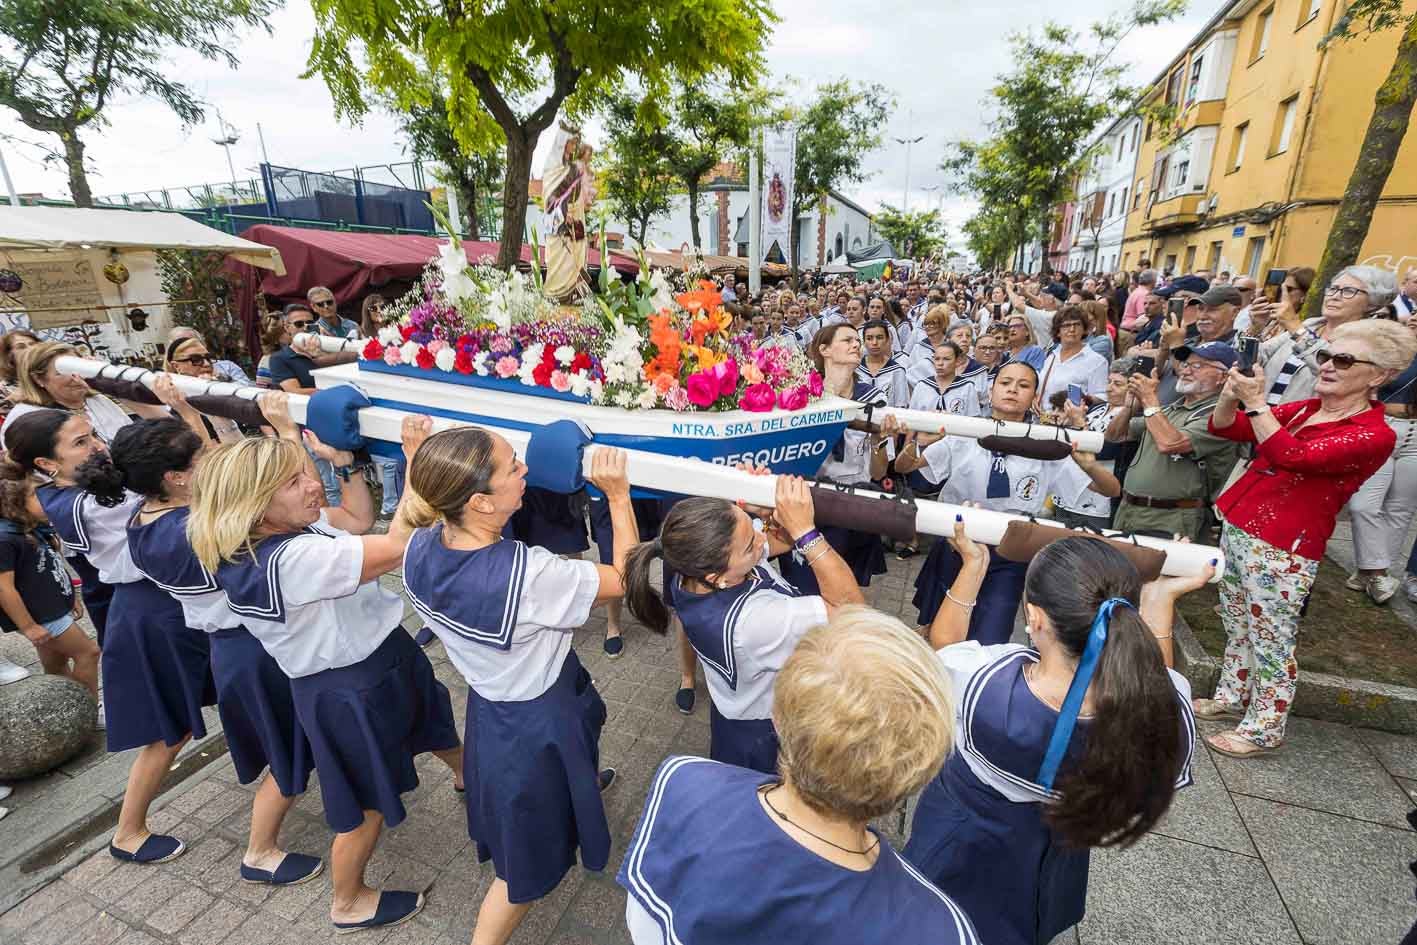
1142;406;1161;418
1244;407;1267;418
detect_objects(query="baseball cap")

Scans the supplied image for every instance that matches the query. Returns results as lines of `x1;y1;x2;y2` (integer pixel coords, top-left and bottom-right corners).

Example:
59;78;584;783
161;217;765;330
1172;340;1238;368
1156;274;1211;298
1198;285;1243;307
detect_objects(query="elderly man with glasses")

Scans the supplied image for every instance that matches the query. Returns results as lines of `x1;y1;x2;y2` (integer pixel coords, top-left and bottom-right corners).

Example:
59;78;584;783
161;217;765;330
1104;340;1242;541
307;286;361;339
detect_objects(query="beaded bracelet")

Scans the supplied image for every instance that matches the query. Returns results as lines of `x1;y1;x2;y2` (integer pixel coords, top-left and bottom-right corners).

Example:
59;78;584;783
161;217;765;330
794;528;823;551
945;589;976;609
797;535;825;556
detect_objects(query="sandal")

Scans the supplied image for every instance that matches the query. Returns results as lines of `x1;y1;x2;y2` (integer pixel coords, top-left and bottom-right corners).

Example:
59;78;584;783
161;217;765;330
1192;698;1243;721
1206;732;1283;758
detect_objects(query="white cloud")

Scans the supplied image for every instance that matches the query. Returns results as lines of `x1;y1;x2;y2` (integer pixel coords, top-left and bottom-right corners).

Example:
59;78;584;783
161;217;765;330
0;0;1217;229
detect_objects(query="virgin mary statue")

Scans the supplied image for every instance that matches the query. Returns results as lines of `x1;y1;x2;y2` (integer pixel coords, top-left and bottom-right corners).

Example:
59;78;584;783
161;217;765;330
541;124;595;303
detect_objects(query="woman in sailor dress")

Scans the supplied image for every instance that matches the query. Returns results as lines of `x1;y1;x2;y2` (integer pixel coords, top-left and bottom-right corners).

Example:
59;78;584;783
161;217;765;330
895;362;1120;643
1050;393;1126;531
617;606;980;945
189;418;463;932
623;476;866;774
7;406;216;864
780;323;902;594
905;305;951;386
903;533;1206;945
119;403;323;885
399;430;634;945
854;318;911;408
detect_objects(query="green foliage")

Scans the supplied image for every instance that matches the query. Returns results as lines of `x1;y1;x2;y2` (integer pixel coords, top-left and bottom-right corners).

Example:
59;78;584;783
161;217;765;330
306;0;777;269
155;250;249;369
947;0;1186;269
599;93;681;247
1325;0;1412;45
962;205;1019;270
0;0;276;206
872;204;947;259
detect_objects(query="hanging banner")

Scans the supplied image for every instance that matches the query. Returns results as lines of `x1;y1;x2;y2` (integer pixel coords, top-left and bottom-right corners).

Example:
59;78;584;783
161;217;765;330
0;254;105;329
761;125;796;265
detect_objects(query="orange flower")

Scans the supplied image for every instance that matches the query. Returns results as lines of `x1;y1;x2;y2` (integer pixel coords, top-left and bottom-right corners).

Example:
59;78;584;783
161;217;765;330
652;371;676;395
687;344;724;370
675;280;722;316
741;362;764;385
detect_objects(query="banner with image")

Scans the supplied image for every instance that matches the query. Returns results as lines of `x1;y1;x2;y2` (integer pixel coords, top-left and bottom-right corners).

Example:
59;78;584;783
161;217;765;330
761;125;796;265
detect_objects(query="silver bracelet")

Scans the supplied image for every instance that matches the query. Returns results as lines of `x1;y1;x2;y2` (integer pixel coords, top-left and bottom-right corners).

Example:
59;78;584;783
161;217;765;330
945;589;976;609
805;545;832;566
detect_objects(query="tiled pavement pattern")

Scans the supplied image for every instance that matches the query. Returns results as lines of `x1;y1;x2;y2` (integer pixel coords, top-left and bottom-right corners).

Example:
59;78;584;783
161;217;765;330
2;552;1415;945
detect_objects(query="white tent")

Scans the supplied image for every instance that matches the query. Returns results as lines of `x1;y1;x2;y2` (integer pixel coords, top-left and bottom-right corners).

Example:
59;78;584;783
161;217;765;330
821;259;855;275
0;206;285;273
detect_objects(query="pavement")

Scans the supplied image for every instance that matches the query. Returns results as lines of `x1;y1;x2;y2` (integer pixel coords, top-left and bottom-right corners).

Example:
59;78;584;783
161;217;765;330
2;550;1415;945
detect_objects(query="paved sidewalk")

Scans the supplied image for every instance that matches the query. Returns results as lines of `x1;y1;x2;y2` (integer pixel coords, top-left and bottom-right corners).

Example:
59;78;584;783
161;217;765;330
2;555;1415;945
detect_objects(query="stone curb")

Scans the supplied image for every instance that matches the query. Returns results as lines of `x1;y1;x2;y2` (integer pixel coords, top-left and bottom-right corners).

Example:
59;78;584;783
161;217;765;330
1173;611;1417;735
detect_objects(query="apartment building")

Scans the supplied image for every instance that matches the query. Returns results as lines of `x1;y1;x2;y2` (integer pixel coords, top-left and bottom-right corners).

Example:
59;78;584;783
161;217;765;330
1059;0;1417;278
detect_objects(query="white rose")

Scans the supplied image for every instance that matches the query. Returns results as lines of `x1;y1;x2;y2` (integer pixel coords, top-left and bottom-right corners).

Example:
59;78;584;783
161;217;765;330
378;325;403;346
399;341;422;365
521;343;544;365
434;347;456;372
554;345;576;366
569;371;591;397
473;351;490;376
636;388;659;410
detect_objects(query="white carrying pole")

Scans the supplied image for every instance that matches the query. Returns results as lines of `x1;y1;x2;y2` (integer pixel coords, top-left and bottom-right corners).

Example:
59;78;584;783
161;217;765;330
56;355;1218;578
294;335;1107;452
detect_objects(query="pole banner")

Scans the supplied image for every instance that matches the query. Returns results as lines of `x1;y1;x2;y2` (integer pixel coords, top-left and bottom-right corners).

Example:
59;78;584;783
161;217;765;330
760;125;796;265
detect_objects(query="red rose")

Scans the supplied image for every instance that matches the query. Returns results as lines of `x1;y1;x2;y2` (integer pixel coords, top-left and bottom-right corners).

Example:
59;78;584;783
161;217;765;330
532;361;554;386
362;338;384;360
454;349;475;374
400;324;416;342
570;352;592;374
415;347;436;370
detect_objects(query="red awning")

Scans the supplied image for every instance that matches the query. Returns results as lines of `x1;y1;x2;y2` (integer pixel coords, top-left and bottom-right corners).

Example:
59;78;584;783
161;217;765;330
223;225;639;360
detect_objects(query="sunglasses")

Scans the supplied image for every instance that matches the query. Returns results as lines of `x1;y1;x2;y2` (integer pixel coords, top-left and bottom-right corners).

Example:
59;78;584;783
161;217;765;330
312;299;335;307
1315;350;1377;370
173;354;211;366
289;319;312;329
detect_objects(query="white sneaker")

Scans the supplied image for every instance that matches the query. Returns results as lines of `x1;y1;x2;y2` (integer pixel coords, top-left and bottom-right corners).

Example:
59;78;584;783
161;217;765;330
0;785;12;802
95;699;106;730
1344;572;1365;592
1367;574;1400;605
0;657;30;686
1404;574;1417;603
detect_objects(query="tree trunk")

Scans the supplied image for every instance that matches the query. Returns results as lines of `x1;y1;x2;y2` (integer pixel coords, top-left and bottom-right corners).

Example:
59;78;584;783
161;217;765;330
60;129;92;208
1304;17;1417;319
458;176;481;241
687;185;702;252
497;129;535;270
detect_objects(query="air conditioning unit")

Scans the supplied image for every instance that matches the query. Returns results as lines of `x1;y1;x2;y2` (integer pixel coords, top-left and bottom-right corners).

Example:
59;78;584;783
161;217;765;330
1207;194;1220;213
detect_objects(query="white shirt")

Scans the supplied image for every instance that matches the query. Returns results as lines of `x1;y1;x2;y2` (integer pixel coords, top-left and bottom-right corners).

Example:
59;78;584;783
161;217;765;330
65;490;146;584
1039;346;1109;404
1051;403;1121;518
916;436;1091;515
2;395;134;446
855;356;911;408
909;376;984;417
412;542;601;702
221;512;404;678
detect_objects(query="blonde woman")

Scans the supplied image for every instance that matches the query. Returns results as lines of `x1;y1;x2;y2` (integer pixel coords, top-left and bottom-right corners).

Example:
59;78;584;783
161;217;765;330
3;342;140;444
188;421;464;932
163;336;241;444
617;607;980;945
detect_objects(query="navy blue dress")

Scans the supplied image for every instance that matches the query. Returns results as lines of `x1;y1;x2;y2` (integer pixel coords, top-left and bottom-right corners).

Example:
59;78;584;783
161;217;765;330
41;486;215;752
216;523;459;834
505;487;589;555
127;507;312;797
902;645;1196;945
618;757;981;945
403;527;610;903
37;484;112;645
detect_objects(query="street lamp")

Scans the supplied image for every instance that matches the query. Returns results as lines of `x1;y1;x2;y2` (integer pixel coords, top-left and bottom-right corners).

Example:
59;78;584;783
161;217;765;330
894;134;925;211
211;109;240;199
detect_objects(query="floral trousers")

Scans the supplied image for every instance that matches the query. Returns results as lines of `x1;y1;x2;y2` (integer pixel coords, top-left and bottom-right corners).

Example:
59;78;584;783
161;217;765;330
1214;522;1319;747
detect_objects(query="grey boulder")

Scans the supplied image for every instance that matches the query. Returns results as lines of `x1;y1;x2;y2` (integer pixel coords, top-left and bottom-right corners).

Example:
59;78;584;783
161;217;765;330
0;674;96;780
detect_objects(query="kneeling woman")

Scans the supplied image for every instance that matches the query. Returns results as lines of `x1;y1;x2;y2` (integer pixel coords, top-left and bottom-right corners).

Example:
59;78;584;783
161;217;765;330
896;362;1120;643
109;404;322;886
189;421;463;932
400;430;634;945
624;476;864;774
904;534;1207;945
8;407;216;864
618;607;980;945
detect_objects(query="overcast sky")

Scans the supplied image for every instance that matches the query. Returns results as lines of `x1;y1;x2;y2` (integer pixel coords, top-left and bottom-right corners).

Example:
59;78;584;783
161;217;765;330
0;0;1214;243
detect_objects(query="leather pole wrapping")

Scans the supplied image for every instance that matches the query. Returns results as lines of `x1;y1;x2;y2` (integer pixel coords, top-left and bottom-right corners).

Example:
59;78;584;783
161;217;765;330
83;376;269;428
808;484;918;543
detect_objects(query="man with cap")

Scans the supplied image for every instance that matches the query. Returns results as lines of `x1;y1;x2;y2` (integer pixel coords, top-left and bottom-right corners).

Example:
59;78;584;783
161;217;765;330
1104;340;1243;541
1150;283;1242;404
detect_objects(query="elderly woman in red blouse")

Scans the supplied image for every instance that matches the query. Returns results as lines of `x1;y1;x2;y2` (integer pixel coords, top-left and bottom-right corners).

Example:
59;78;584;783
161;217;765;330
1202;318;1417;757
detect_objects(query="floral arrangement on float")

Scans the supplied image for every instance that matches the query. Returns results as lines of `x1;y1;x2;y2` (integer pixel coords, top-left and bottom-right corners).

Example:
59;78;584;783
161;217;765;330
357;226;823;414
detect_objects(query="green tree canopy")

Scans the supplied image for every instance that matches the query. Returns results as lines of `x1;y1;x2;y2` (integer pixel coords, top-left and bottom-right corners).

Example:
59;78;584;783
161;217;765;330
308;0;776;269
0;0;277;207
872;204;947;259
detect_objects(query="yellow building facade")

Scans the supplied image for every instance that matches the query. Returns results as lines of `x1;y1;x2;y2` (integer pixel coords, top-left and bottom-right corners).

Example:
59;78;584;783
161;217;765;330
1114;0;1417;279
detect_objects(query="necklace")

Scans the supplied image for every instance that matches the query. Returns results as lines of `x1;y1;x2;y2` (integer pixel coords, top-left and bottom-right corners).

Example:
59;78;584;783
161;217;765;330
761;785;879;857
141;502;186;515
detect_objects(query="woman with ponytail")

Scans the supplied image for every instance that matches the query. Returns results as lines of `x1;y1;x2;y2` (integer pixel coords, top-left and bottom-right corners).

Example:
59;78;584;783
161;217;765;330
902;534;1212;945
5;395;218;866
117;399;324;888
188;416;463;933
623;475;865;774
399;430;635;945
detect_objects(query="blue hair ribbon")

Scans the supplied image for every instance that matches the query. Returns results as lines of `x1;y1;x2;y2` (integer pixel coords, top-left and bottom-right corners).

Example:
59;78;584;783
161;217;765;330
1035;597;1135;792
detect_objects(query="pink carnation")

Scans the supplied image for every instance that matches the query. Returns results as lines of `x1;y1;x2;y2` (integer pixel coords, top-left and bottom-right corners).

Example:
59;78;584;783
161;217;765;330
741;362;764;385
686;370;719;407
777;385;809;411
550;369;572;393
713;358;740;397
807;371;824;397
383;346;403;366
426;339;448;356
739;383;776;412
664;385;691;411
495;356;520;379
